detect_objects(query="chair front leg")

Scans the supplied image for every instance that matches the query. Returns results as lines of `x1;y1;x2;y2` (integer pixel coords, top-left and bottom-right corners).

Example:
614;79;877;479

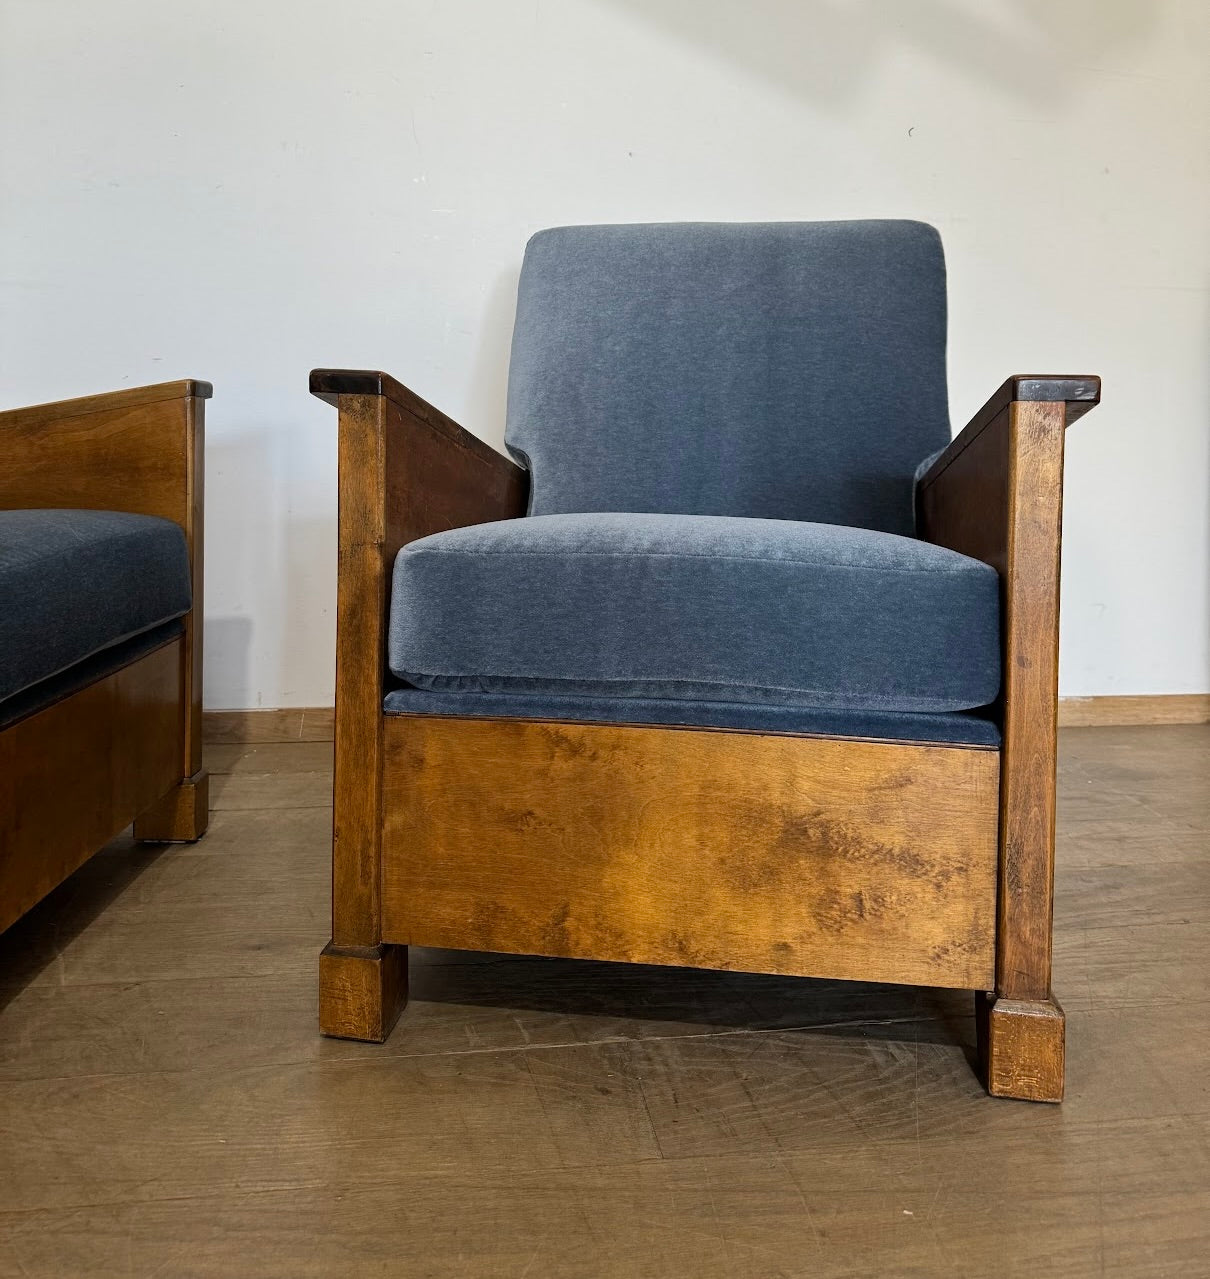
918;376;1100;1101
311;371;528;1041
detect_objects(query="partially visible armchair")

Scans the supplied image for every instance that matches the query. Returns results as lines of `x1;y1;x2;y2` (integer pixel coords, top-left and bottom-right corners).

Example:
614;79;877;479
0;380;210;935
313;220;1098;1102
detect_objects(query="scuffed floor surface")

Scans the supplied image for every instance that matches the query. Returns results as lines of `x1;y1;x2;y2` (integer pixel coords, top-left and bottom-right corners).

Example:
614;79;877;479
0;725;1207;1277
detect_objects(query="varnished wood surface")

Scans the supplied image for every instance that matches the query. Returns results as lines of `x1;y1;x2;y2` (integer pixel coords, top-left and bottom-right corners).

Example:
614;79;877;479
1058;692;1210;727
312;371;528;1038
994;399;1067;1002
0;378;211;429
180;391;206;782
0;640;182;934
917;373;1099;497
0;381;208;527
323;383;528;949
0;725;1205;1274
978;991;1066;1102
203;706;336;743
382;716;1000;991
133;768;210;842
919;384;1098;1032
0;376;208;920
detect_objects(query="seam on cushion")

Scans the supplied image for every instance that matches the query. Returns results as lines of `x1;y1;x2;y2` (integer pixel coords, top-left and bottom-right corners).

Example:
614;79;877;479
394;670;988;708
1;609;191;701
400;548;989;576
386;690;997;723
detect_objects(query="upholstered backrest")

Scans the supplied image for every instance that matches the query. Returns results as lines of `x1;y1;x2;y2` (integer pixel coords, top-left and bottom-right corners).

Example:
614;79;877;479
505;220;951;535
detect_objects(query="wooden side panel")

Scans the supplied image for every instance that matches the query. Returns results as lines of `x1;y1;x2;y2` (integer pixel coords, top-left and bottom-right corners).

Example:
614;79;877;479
381;717;1001;991
0;641;183;934
0;382;209;803
0;393;194;527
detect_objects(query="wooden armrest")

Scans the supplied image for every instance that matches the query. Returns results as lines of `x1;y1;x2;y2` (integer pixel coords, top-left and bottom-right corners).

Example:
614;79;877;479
0;379;210;527
309;368;528;554
916;375;1099;500
916;374;1099;572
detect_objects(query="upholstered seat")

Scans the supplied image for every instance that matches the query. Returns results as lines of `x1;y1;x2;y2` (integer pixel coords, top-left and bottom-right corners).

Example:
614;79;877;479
389;510;1000;723
0;508;192;708
384;221;1003;745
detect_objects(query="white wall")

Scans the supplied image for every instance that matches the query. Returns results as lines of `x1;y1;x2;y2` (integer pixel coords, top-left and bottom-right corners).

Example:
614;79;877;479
2;0;1207;707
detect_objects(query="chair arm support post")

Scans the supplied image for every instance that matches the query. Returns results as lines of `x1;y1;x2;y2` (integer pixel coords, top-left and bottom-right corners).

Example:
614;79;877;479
311;369;528;950
917;374;1100;1005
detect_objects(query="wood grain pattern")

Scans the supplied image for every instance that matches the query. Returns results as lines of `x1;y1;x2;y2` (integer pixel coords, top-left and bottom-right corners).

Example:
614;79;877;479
917;373;1099;498
1058;694;1210;727
381;715;1001;990
920;375;1100;1101
0;640;182;934
202;707;336;743
318;942;408;1040
0;378;212;426
0;727;1207;1275
133;769;210;842
995;399;1068;1000
312;370;528;1039
919;397;1071;1004
0;378;209;838
1;380;209;924
977;991;1066;1103
0;379;210;526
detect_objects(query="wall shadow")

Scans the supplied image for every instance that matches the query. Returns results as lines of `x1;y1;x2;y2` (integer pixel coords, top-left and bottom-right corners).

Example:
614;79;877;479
463;266;522;452
595;0;1162;110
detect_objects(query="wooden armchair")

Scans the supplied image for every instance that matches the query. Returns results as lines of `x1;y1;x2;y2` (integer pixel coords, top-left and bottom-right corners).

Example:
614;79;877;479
312;221;1098;1102
0;381;210;935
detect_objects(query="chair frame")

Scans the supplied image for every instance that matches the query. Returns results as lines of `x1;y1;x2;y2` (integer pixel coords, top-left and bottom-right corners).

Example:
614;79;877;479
312;368;1099;1102
0;381;210;935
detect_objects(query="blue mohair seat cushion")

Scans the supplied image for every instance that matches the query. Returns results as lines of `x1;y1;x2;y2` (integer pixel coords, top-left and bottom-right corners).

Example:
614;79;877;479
0;509;192;703
389;513;1000;715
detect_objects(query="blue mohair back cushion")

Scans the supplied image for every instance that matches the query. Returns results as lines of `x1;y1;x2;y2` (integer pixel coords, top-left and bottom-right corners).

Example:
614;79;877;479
505;220;951;535
0;509;192;703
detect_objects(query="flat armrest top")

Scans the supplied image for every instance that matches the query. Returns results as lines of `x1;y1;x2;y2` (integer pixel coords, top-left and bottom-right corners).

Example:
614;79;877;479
310;369;404;405
310;368;526;482
917;374;1100;493
0;379;212;432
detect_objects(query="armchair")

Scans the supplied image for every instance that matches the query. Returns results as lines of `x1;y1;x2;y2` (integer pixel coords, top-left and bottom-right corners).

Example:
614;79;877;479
312;221;1098;1102
0;381;210;935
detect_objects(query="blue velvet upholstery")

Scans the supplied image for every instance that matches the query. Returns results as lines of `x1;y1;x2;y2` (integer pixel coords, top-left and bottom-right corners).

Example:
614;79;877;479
506;221;950;536
0;620;184;730
384;687;1000;747
0;509;192;704
389;512;999;715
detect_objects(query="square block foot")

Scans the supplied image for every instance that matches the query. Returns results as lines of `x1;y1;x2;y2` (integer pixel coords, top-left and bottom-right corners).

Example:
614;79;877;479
977;991;1065;1103
319;942;408;1041
133;769;209;842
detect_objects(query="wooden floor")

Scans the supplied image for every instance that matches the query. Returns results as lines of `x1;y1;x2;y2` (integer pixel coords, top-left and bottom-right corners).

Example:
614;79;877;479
0;726;1206;1277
